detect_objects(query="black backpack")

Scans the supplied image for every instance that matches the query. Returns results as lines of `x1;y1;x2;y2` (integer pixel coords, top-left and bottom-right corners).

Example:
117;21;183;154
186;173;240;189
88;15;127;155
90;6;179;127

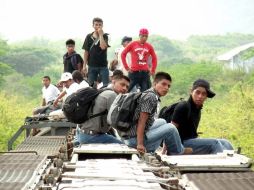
158;98;190;123
62;87;110;124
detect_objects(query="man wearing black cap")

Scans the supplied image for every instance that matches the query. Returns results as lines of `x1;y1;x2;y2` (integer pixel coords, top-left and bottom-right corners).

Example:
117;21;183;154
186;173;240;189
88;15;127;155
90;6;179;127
170;79;234;154
117;36;132;75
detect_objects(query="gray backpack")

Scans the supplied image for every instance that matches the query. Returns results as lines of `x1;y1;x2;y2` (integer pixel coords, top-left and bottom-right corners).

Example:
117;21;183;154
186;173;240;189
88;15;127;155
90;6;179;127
107;92;142;132
107;91;152;132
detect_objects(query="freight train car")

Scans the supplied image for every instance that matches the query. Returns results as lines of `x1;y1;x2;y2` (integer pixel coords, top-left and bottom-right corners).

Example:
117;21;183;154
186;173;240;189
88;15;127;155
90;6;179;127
1;117;253;190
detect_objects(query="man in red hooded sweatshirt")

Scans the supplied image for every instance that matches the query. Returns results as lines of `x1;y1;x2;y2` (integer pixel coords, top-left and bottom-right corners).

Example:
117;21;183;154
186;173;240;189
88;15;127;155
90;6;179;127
121;28;157;92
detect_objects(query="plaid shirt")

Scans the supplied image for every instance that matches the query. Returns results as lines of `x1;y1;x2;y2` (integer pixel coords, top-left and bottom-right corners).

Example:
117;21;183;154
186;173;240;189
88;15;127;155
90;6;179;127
122;88;160;138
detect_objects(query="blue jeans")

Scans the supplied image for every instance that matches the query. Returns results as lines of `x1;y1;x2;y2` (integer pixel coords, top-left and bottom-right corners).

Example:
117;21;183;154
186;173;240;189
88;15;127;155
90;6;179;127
128;71;150;92
183;138;233;154
124;119;184;155
76;128;123;144
88;66;109;87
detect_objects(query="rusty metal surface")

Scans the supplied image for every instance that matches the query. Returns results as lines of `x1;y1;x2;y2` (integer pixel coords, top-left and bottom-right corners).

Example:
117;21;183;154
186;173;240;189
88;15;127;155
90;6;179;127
181;172;254;190
15;136;66;156
0;154;49;190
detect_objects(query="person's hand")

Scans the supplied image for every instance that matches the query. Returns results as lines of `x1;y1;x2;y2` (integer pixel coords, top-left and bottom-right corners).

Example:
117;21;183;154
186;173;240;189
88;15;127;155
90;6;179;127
127;68;133;73
137;144;146;155
53;99;58;108
98;27;104;36
149;70;155;78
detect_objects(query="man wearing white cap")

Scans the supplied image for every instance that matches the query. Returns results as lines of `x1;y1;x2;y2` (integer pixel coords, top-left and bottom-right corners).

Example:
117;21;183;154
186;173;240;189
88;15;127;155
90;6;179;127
53;72;81;107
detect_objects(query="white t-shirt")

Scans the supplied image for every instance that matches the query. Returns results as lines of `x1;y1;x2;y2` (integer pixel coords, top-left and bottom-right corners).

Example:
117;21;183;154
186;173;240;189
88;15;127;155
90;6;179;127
42;84;60;104
79;80;90;89
65;82;81;97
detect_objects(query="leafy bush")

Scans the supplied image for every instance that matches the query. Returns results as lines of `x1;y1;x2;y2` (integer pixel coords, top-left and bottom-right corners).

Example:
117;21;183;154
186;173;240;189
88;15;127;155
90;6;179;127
0;92;34;151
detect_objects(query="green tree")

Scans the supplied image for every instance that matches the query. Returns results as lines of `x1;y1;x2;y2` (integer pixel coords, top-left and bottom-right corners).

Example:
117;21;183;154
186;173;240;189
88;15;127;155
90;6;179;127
0;46;58;76
0;62;13;87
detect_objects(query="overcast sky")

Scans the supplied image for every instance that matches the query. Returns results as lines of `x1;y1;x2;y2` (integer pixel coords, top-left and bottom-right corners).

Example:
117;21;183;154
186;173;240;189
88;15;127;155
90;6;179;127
1;0;254;42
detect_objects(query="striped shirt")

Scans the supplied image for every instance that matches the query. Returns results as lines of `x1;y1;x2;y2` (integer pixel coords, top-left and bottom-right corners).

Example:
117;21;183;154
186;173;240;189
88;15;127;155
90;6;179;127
122;88;160;138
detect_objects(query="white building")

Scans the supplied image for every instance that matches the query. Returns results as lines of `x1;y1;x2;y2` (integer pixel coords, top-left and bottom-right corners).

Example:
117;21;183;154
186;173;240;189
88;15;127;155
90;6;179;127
217;42;254;72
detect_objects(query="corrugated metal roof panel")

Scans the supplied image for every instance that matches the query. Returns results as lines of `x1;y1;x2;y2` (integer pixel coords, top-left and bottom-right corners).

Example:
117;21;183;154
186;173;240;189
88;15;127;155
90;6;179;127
182;172;254;190
15;136;66;156
0;154;49;190
217;42;254;61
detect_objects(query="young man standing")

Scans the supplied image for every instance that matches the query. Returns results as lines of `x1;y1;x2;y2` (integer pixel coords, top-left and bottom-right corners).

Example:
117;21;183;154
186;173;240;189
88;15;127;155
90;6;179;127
63;39;84;74
117;36;132;75
171;79;234;154
82;17;110;87
77;75;130;144
121;28;157;92
122;72;192;155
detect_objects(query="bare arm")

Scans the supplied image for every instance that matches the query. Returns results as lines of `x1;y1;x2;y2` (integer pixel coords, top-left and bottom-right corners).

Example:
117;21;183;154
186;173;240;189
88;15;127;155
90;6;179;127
83;51;89;75
150;47;157;75
53;91;66;107
98;28;107;50
136;112;149;154
77;63;83;72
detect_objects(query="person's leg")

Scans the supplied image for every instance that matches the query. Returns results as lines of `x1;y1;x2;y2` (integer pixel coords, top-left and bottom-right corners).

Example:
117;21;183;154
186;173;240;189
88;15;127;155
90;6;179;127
139;71;149;92
128;72;138;92
147;75;152;89
145;120;185;155
218;139;234;150
33;105;49;115
78;132;123;144
73;125;80;146
88;67;99;86
183;138;226;154
99;67;109;87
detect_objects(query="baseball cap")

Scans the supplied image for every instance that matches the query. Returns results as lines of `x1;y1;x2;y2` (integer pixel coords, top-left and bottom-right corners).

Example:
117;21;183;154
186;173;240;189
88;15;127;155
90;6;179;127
121;36;132;45
60;72;73;82
139;28;149;35
192;79;216;98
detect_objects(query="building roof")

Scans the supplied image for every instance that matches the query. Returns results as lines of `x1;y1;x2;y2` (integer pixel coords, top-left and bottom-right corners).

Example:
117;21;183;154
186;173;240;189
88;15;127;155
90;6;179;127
217;42;254;61
182;172;254;190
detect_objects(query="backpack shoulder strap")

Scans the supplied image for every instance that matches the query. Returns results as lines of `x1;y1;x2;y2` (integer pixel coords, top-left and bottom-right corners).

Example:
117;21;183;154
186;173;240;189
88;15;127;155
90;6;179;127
89;88;113;119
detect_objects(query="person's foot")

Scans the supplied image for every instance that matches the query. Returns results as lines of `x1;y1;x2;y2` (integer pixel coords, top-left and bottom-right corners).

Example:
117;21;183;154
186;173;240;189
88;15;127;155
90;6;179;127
183;147;193;154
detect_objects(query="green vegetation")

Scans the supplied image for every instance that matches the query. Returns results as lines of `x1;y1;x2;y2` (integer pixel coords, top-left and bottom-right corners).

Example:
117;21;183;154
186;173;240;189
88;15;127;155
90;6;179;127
0;34;253;162
159;63;254;159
